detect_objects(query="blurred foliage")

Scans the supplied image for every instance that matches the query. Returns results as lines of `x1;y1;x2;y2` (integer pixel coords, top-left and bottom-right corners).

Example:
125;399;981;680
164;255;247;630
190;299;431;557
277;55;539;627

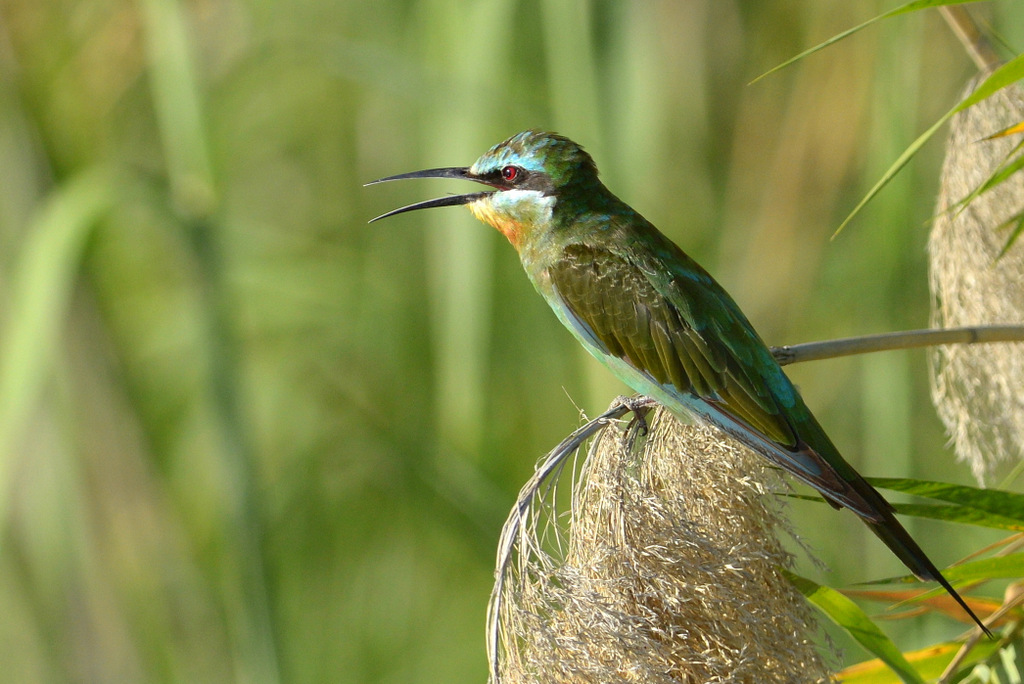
0;0;1022;682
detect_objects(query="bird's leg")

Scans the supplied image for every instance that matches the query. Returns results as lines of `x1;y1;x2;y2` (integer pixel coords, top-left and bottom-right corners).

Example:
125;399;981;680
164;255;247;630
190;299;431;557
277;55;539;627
609;394;658;436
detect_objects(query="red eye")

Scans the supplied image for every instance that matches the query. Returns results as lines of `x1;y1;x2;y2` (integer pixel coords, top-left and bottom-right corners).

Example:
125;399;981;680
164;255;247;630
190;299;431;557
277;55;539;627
501;165;519;182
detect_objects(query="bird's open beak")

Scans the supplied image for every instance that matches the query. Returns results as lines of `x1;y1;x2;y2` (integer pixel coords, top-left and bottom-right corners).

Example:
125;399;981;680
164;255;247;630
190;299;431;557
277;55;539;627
365;167;493;222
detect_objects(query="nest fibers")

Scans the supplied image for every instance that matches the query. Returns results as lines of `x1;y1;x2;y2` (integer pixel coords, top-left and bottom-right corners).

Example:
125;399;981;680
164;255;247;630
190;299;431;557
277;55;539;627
488;405;831;683
929;72;1024;484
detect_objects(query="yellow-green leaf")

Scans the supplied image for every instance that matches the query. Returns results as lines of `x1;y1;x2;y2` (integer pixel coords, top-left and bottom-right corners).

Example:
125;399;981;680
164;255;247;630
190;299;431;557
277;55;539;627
786;571;926;683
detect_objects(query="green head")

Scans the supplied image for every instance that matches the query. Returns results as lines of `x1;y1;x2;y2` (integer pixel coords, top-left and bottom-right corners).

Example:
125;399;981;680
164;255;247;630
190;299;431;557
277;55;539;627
367;131;603;248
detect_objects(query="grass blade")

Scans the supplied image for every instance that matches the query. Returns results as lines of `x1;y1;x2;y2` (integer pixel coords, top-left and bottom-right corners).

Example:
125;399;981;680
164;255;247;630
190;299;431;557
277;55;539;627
0;168;115;514
869;477;1024;524
786;571;926;683
838;639;1003;683
997;210;1024;258
835;51;1024;237
892;502;1024;531
751;0;989;84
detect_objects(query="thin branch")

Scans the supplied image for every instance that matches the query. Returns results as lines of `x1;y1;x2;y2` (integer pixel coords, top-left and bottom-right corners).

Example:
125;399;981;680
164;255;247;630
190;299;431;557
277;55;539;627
771;324;1024;366
940;5;1002;73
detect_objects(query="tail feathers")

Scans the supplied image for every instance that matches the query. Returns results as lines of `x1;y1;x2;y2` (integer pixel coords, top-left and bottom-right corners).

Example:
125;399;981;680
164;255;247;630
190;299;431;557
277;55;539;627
698;397;991;634
867;514;991;637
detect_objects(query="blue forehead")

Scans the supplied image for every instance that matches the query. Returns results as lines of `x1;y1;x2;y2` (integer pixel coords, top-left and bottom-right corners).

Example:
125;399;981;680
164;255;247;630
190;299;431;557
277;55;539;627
470;131;560;175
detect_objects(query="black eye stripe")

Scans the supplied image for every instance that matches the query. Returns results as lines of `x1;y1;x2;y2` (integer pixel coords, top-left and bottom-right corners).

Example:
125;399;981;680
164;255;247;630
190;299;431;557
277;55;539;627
481;166;554;195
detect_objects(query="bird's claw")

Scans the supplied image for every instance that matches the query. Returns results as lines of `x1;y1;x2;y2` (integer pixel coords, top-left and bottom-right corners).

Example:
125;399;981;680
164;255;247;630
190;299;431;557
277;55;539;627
610;395;657;435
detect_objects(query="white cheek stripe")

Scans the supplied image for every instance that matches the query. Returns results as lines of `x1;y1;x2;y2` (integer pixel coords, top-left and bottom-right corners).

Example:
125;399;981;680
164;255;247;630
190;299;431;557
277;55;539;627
489;189;553;209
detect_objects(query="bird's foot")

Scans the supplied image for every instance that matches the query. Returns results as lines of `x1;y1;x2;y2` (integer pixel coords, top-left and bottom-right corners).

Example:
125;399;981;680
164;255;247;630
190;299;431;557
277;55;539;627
610;395;657;435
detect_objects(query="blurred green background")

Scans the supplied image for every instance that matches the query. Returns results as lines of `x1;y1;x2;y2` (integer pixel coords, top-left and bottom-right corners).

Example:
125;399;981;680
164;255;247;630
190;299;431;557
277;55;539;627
1;0;1022;681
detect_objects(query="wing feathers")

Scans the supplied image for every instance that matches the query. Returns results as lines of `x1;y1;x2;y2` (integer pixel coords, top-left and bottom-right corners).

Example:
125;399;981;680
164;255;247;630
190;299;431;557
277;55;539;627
546;241;891;520
549;242;795;445
541;234;988;633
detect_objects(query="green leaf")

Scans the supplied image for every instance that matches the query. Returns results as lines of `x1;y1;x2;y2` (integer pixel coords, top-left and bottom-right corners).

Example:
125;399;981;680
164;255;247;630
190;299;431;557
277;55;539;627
785;571;926;683
970;139;1024;200
864;553;1024;604
892;503;1024;531
853;553;1024;615
869;477;1024;523
832;116;949;238
998;210;1024;259
954;54;1024;114
140;0;215;216
940;553;1024;583
751;0;989;84
945;136;1024;221
838;639;1004;683
787;478;1024;530
0;167;116;514
834;51;1024;238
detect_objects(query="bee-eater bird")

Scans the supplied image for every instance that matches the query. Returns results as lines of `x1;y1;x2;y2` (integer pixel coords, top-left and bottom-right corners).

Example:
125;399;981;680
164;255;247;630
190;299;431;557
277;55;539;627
367;130;988;634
